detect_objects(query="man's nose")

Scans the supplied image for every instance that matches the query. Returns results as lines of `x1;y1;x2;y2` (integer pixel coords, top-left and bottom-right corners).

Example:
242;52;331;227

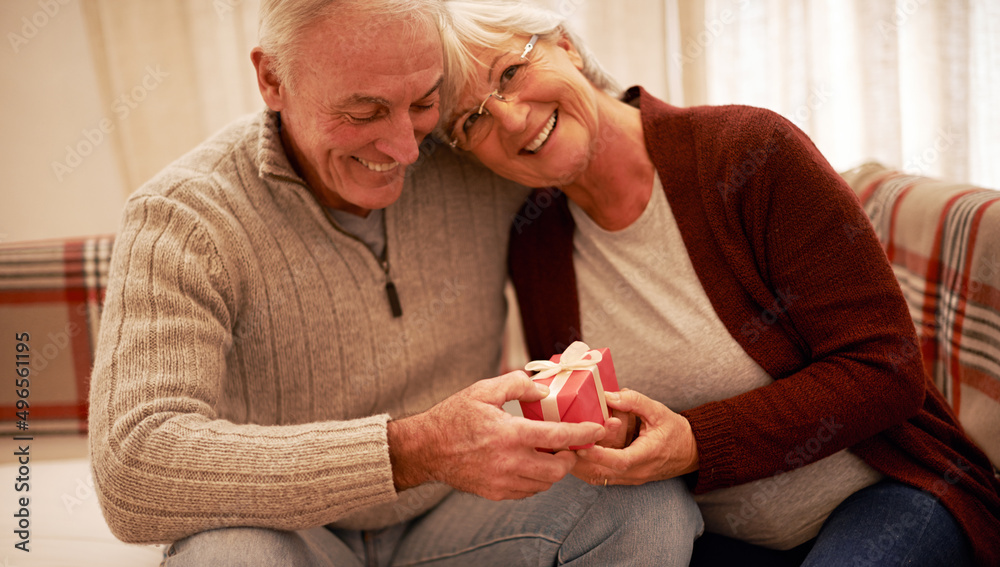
374;112;422;165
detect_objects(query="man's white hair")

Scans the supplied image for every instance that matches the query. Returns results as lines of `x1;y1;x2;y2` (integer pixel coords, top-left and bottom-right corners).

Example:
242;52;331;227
438;0;621;140
257;0;445;92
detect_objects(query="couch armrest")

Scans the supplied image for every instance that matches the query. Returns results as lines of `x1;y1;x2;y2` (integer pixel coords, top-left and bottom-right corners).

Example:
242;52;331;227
0;235;114;434
841;163;1000;469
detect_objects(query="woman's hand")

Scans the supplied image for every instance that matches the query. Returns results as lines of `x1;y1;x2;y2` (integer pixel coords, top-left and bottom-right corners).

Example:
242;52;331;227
595;407;636;450
573;389;699;486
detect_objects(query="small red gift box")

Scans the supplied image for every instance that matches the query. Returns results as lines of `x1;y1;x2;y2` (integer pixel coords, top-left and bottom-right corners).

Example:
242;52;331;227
519;341;619;450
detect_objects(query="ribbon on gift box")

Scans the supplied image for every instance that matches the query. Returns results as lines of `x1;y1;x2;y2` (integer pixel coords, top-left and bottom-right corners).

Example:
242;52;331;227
525;341;610;422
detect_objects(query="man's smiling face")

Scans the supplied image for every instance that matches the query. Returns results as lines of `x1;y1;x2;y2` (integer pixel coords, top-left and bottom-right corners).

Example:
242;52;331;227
263;10;443;215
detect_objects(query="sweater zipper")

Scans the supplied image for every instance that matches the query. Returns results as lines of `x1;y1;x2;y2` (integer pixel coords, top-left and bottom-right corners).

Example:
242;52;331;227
382;257;403;318
268;170;403;318
321;205;403;318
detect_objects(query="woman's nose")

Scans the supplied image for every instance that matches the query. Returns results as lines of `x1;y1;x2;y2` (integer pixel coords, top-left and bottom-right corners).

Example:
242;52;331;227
484;95;529;134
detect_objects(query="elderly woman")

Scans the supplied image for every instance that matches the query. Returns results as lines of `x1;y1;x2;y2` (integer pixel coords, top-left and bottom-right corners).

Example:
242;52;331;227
437;1;1000;566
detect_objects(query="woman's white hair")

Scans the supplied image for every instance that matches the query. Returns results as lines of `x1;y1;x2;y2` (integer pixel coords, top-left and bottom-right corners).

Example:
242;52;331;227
438;0;621;139
258;0;445;92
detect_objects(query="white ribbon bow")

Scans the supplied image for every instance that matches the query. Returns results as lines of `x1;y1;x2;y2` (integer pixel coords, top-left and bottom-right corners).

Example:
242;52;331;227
525;341;609;422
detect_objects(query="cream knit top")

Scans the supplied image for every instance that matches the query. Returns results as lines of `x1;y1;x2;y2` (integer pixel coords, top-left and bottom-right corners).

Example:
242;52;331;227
88;110;528;544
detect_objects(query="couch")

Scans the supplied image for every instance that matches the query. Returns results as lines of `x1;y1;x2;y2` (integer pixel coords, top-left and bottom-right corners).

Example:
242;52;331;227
1;164;997;564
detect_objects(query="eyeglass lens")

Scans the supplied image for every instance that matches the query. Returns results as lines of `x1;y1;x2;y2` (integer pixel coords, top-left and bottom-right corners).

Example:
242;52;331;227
453;39;536;150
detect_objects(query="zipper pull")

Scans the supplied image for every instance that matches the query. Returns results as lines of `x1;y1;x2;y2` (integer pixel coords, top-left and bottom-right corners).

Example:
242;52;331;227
385;280;403;318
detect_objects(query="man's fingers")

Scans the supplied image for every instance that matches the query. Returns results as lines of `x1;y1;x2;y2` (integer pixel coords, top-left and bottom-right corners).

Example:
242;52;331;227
516;449;577;484
511;477;557;495
517;419;605;451
494;489;543;501
549;448;579;468
472;371;549;406
494;370;551;404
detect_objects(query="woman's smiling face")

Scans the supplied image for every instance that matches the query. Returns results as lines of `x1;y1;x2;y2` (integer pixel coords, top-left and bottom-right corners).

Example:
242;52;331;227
448;34;603;188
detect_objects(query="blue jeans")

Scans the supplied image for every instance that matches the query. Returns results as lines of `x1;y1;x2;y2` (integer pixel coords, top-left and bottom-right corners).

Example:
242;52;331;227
162;475;703;567
691;480;974;567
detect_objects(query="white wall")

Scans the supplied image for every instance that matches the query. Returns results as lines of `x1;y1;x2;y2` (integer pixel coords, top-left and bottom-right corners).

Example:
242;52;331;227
1;0;127;243
0;0;263;245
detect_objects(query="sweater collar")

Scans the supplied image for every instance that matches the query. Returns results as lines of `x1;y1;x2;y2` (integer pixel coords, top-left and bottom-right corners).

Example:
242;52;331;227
254;109;307;185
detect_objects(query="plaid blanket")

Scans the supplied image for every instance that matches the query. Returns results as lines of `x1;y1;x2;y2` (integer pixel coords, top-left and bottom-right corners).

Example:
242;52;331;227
842;163;1000;468
0;236;113;433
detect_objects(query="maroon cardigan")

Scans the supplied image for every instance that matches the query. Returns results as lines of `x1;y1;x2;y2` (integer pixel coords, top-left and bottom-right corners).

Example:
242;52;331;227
509;87;1000;564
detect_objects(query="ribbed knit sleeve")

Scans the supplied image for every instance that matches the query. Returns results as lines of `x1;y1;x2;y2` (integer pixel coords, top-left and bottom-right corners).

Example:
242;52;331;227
90;194;396;544
669;106;926;492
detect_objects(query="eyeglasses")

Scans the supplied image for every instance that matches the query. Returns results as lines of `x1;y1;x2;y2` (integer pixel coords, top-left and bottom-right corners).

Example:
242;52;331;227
449;35;539;151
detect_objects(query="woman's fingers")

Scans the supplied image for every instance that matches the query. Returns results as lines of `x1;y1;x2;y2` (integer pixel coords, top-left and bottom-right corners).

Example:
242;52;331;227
577;442;636;473
573;443;658;485
604;389;658;422
575;395;700;484
570;457;619;485
597;415;626;448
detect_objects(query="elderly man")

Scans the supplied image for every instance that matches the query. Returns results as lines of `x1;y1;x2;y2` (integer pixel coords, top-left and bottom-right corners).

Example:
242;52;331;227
89;1;702;565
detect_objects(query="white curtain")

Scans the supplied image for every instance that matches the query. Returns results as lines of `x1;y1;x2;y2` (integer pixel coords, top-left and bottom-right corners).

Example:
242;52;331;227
80;0;262;194
567;0;1000;188
79;0;999;195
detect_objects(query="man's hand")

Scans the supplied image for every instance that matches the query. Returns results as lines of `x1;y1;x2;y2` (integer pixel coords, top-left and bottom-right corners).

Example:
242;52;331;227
572;389;698;486
388;371;607;500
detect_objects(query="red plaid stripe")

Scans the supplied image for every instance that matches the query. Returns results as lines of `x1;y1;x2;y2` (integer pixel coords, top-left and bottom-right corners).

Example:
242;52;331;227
0;235;114;434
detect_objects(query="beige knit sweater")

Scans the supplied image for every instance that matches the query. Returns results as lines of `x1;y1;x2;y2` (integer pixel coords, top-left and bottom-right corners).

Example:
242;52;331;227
88;110;528;544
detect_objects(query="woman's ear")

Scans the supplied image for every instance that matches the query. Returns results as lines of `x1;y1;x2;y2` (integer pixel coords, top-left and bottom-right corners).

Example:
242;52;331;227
556;33;585;71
